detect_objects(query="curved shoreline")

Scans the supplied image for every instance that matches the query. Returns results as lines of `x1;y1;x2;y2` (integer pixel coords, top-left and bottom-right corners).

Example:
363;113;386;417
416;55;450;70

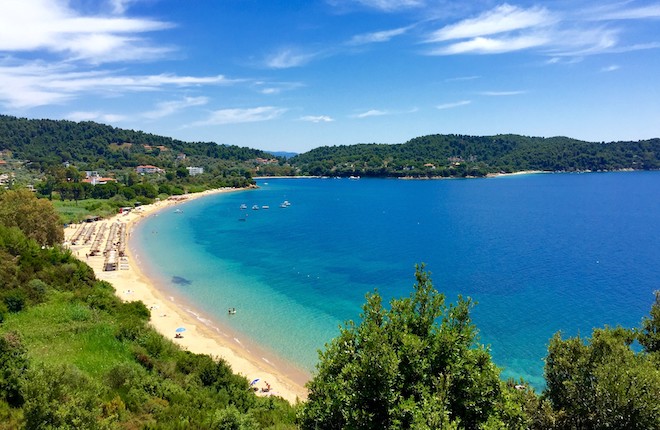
64;189;309;404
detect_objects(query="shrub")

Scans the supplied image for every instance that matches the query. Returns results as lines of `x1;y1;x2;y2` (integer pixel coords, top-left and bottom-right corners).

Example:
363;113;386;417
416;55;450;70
0;331;29;407
25;279;48;304
22;363;107;430
3;291;26;313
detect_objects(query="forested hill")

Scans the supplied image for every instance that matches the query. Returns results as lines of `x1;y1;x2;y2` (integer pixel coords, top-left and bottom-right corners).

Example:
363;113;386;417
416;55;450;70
289;134;660;178
0;115;273;168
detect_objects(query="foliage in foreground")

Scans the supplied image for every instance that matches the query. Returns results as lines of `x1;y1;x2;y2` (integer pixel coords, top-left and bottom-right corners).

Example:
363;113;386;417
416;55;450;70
0;191;298;429
301;266;660;429
0;189;63;246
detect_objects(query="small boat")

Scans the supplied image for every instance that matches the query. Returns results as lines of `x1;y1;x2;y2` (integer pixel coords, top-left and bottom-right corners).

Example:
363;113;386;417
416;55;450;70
280;200;291;208
239;204;247;210
252;205;259;210
174;209;183;214
262;205;270;209
228;307;236;315
349;175;360;180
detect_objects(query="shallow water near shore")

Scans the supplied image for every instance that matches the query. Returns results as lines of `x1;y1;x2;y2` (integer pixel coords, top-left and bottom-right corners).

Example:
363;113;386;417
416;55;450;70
133;171;660;387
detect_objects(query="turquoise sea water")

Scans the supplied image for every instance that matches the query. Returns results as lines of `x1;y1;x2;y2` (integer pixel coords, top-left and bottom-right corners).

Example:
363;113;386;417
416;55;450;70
132;172;660;387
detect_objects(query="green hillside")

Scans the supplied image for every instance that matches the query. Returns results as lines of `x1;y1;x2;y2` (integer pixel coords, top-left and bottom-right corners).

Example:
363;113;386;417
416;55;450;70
289;134;660;177
0;115;273;168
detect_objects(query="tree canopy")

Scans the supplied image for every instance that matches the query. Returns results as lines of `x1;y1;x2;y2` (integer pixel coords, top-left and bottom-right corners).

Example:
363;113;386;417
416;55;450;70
301;266;507;429
0;189;63;246
289;134;660;178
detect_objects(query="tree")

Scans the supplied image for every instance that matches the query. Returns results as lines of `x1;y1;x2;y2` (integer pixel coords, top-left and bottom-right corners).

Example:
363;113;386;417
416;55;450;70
639;290;660;353
300;265;505;429
544;326;660;429
0;331;29;407
0;189;63;246
176;166;189;179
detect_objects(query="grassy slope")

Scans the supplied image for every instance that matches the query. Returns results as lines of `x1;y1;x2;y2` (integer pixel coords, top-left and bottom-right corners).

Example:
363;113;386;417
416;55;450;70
2;292;133;378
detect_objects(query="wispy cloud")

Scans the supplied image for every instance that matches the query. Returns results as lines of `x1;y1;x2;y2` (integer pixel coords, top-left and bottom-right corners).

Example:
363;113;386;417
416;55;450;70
592;4;660;21
435;34;549;55
479;90;526;96
445;75;480;82
0;0;174;63
300;115;335;123
109;0;140;15
0;60;236;109
436;100;471;110
601;64;620;72
423;3;660;57
329;0;424;12
66;111;126;123
143;96;209;119
192;107;287;126
353;109;389;118
424;4;555;55
265;48;320;69
348;26;410;45
426;4;554;43
253;81;304;95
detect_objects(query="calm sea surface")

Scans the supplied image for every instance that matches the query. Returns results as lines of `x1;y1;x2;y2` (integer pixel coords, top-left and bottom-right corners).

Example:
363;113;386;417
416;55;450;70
132;172;660;387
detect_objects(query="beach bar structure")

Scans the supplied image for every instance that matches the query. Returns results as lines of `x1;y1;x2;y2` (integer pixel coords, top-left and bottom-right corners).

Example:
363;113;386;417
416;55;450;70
104;250;118;271
101;222;129;271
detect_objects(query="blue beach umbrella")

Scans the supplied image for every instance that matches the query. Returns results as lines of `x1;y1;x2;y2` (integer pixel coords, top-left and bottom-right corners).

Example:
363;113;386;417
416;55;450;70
250;379;260;386
175;327;186;333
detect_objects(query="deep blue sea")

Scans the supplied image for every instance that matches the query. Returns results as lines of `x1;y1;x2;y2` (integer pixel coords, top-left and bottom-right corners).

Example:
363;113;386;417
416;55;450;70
132;172;660;387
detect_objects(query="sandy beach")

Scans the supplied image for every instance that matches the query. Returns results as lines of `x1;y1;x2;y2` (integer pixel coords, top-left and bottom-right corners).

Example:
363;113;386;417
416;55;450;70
64;188;309;404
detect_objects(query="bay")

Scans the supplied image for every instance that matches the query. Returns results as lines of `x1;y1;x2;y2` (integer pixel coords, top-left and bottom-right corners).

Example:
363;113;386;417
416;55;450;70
132;171;660;387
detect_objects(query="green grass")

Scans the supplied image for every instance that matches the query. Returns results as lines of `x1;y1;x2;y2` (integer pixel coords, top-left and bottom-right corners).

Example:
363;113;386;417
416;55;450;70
2;291;133;377
52;198;122;224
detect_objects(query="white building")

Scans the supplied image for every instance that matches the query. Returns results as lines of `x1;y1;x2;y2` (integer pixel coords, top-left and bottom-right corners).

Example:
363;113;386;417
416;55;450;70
136;165;164;174
187;166;204;176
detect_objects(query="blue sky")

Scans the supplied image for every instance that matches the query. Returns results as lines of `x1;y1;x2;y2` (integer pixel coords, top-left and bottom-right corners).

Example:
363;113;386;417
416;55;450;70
1;0;659;153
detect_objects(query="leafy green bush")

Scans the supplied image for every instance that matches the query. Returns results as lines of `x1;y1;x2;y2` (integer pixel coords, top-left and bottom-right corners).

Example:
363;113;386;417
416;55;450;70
2;291;26;313
22;363;107;430
0;331;28;407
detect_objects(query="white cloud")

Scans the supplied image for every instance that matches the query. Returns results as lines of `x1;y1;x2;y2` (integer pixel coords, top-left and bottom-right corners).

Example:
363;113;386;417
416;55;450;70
433;34;549;55
348;27;410;45
479;90;526;96
265;48;319;69
253;81;305;95
143;96;209;119
427;4;554;43
300;115;335;123
0;60;235;109
601;64;620;72
545;27;619;56
66;111;126;123
445;75;480;82
594;4;660;20
422;3;655;57
436;100;471;110
193;107;287;126
0;0;173;63
354;109;389;118
109;0;140;14
329;0;423;12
